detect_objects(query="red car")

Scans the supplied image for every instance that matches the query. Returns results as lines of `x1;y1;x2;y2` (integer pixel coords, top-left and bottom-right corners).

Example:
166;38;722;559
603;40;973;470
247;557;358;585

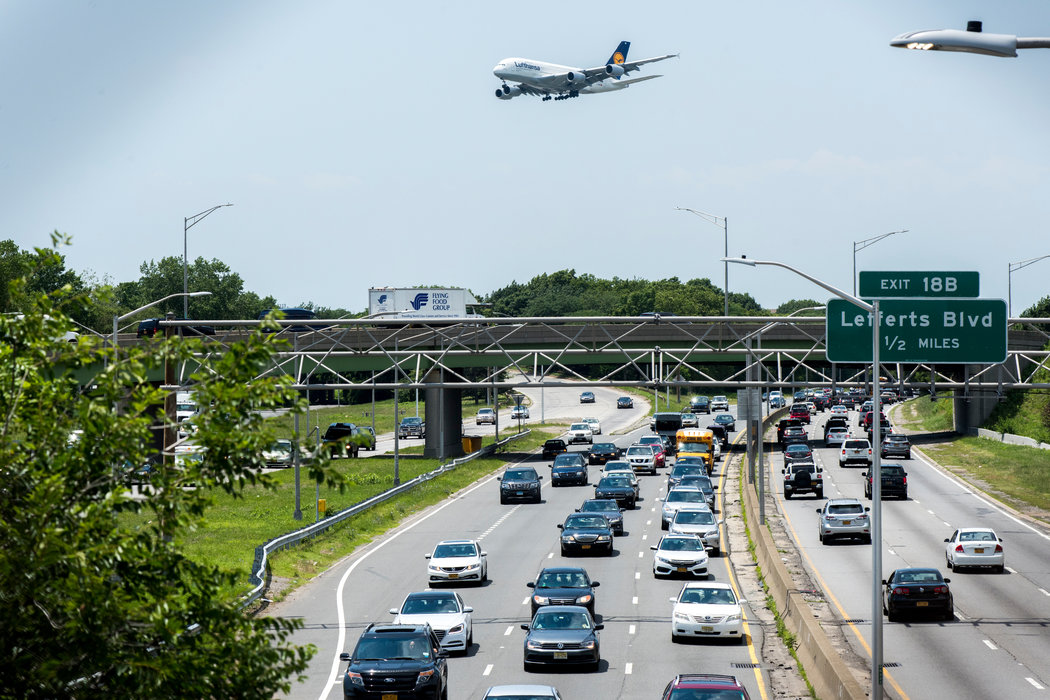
789;404;811;424
637;437;666;468
661;673;751;699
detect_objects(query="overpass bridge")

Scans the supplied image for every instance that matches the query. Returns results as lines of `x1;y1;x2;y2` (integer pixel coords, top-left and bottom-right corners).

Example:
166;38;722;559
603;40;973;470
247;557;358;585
132;314;1050;457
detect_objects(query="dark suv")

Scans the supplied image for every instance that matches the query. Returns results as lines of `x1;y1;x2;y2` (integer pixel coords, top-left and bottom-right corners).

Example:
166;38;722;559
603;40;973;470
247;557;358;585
551;452;589;486
661;673;751;700
322;422;369;458
498;467;542;504
398;416;425;439
689;396;711;414
340;623;448;699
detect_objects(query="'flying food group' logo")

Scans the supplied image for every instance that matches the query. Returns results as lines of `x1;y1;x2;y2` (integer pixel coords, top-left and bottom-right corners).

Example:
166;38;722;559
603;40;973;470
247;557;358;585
612;52;625;64
410;293;429;311
377;294;388;304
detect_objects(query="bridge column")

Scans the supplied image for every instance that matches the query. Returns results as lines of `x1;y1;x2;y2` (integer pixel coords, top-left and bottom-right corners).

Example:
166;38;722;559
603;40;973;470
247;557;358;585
953;363;1002;434
423;368;464;459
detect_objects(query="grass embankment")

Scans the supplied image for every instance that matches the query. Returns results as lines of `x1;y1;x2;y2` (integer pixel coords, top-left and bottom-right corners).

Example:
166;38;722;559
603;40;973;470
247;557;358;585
894;398;1050;517
120;427;554;601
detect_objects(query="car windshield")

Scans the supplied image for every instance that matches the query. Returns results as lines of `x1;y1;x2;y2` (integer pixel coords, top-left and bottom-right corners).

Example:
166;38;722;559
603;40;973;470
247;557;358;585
627;446;653;456
531;611;591;630
675;510;716;525
786;445;810;455
715;415;732;422
679;441;710;453
479;409;493;414
660;537;704;551
402;595;460;615
504;470;537;480
581;501;617;513
897;571;943;584
683;477;713;489
672;466;705;477
828;503;864;515
432;543;477;558
355;637;431;661
402;418;422;426
593;443;616;451
565;515;607;529
598;478;629;488
676;458;705;467
667;491;704;503
679;587;736;605
535;570;589;588
570;424;589;431
553;454;581;467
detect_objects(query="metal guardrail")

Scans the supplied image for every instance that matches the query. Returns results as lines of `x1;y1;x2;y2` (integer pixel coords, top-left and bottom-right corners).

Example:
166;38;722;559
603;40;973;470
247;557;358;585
239;430;531;609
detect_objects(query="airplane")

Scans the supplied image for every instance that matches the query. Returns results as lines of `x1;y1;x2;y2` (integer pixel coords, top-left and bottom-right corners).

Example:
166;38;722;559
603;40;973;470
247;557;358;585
493;40;677;102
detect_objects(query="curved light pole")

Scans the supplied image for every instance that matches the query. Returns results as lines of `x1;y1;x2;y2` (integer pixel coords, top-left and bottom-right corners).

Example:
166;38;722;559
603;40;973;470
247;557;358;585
724;255;886;700
112;291;213;362
1008;255;1050;317
853;230;907;296
891;20;1050;57
676;207;729;316
184;204;233;318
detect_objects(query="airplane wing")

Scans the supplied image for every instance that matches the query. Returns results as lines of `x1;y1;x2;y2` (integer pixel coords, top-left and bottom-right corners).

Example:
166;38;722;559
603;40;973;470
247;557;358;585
620;53;679;73
565;52;678;86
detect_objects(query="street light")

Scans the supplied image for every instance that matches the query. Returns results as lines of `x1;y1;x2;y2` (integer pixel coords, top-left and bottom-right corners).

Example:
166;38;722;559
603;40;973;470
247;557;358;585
853;230;907;296
112;291;213;362
184;204;232;318
1008;255;1050;317
676;207;729;316
891;20;1050;57
724;255;887;700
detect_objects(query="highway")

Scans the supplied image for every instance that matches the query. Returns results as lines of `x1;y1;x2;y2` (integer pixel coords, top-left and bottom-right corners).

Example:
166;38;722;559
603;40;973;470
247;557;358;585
771;407;1050;699
271;388;770;699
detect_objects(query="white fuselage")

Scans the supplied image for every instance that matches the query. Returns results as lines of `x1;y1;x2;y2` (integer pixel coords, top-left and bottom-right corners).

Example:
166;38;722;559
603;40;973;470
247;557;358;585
493;58;629;94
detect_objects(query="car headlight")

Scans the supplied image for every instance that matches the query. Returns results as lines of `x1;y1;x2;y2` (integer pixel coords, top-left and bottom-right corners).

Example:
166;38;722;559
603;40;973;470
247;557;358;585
428;565;440;572
673;611;691;622
581;639;596;650
655;555;671;565
532;595;549;605
346;671;364;687
526;639;544;650
561;535;574;542
596;535;610;542
447;623;464;634
576;594;593;605
415;669;435;687
726;613;742;623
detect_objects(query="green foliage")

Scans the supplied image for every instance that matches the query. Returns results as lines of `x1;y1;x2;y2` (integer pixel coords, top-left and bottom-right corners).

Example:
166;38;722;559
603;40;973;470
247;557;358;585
0;260;343;697
485;270;763;317
775;299;824;316
1021;295;1050;320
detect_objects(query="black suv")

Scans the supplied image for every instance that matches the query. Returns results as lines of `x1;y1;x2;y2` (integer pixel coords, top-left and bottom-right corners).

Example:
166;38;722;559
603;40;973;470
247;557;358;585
587;442;621;465
398;416;425;439
783;462;823;499
689;396;711;414
551;452;589;486
541;439;568;459
340;623;448;699
322;422;368;458
498;467;542;504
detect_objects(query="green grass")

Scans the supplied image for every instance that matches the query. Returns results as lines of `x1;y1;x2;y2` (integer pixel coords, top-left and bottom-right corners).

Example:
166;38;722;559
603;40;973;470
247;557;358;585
985;390;1050;444
896;395;955;432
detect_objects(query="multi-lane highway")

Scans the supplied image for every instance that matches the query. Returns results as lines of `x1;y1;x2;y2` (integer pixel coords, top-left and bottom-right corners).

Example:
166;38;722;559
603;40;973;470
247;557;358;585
271;390;771;699
770;406;1050;699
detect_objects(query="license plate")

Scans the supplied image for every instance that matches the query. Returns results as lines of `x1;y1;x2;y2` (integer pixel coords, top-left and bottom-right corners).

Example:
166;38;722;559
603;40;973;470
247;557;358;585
554;651;568;660
842;520;852;525
974;547;984;553
448;573;458;579
701;625;714;633
581;544;591;549
916;601;928;607
383;695;398;700
516;491;524;495
677;567;688;572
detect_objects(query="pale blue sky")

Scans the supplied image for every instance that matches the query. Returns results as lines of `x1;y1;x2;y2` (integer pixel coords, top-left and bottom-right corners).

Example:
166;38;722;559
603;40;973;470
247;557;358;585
3;1;1048;313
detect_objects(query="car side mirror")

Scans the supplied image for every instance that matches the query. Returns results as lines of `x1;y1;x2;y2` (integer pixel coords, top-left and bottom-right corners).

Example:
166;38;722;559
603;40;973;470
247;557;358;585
526;582;535;588
881;579;888;585
594;623;604;631
738;599;748;604
537;475;543;480
496;477;502;481
557;524;564;529
480;551;487;557
943;538;949;542
388;608;397;615
591;581;600;587
669;597;677;603
464;606;474;613
424;554;431;559
340;652;351;661
520;623;530;631
865;507;870;512
712;485;718;490
650;545;658;550
943;578;951;583
815;508;822;513
575;508;581;512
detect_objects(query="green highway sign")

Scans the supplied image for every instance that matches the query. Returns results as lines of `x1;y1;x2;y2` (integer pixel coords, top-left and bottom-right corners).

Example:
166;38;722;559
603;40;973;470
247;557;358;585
858;271;979;298
826;298;1007;364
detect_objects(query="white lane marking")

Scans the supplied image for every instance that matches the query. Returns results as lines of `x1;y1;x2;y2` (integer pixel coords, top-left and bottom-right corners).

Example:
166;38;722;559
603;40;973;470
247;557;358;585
1039;588;1050;597
548;552;554;559
927;509;936;515
913;499;921;504
632;596;638;605
483;664;494;676
638;551;644;558
641;534;648;541
625;662;633;675
479;505;522;540
983;639;998;650
321;474;499;700
504;626;514;636
888;548;896;556
635;572;640;580
1006;566;1017;574
943;521;951;527
1026;678;1045;690
521;597;529;605
646;520;652;526
629;624;636;635
651;506;656;512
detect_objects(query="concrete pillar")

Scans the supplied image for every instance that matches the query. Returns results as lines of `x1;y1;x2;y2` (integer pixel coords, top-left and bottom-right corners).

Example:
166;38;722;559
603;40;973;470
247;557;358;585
424;368;464;458
953;363;1001;434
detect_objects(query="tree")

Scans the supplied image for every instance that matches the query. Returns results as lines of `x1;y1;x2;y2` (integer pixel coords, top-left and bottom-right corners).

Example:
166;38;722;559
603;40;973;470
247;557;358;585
0;254;341;697
0;235;85;313
776;299;824;316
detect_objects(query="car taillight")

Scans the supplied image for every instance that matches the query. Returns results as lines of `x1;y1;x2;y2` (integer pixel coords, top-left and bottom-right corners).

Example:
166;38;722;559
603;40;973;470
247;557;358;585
901;476;907;485
867;449;872;455
815;473;823;480
892;587;909;595
955;544;964;552
934;586;948;594
995;544;1003;553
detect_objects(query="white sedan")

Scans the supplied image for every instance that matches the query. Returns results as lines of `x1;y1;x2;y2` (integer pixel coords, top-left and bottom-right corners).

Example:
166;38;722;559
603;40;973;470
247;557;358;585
567;423;594;444
944;527;1005;573
650;534;709;578
390;590;473;654
582;417;601;435
670;581;746;643
425;539;488;584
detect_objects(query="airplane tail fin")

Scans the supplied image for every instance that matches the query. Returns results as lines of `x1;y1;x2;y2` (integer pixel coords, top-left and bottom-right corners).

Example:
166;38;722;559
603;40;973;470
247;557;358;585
606;41;630;66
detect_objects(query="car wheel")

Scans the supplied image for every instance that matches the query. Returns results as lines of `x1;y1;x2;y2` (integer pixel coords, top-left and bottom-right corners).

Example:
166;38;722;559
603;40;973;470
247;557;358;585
670;631;680;644
534;491;541;504
944;608;954;621
901;491;908;500
523;660;533;673
864;535;872;545
481;566;488;583
442;685;448;700
499;495;506;504
560;545;568;557
661;520;668;531
711;547;720;556
887;610;899;622
784;491;792;500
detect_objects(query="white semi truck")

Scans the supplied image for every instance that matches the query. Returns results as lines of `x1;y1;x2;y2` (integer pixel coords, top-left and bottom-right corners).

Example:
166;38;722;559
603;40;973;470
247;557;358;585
368;287;483;319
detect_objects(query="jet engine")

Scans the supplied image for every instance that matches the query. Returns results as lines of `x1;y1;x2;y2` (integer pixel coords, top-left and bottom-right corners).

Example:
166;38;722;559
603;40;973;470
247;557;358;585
566;71;587;83
495;85;521;99
604;64;625;78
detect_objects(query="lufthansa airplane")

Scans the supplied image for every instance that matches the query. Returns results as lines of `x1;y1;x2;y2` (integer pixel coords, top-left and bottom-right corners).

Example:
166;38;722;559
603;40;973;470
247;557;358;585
493;41;677;102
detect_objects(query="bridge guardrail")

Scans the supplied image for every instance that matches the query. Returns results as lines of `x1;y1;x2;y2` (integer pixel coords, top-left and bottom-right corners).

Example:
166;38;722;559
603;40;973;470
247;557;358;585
240;430;530;610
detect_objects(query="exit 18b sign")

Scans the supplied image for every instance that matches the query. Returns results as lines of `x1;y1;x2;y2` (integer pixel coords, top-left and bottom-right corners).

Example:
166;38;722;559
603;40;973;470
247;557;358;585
826;298;1007;364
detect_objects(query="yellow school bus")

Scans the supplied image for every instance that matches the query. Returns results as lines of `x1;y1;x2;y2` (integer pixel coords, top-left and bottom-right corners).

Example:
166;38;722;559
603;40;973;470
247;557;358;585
675;428;715;473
